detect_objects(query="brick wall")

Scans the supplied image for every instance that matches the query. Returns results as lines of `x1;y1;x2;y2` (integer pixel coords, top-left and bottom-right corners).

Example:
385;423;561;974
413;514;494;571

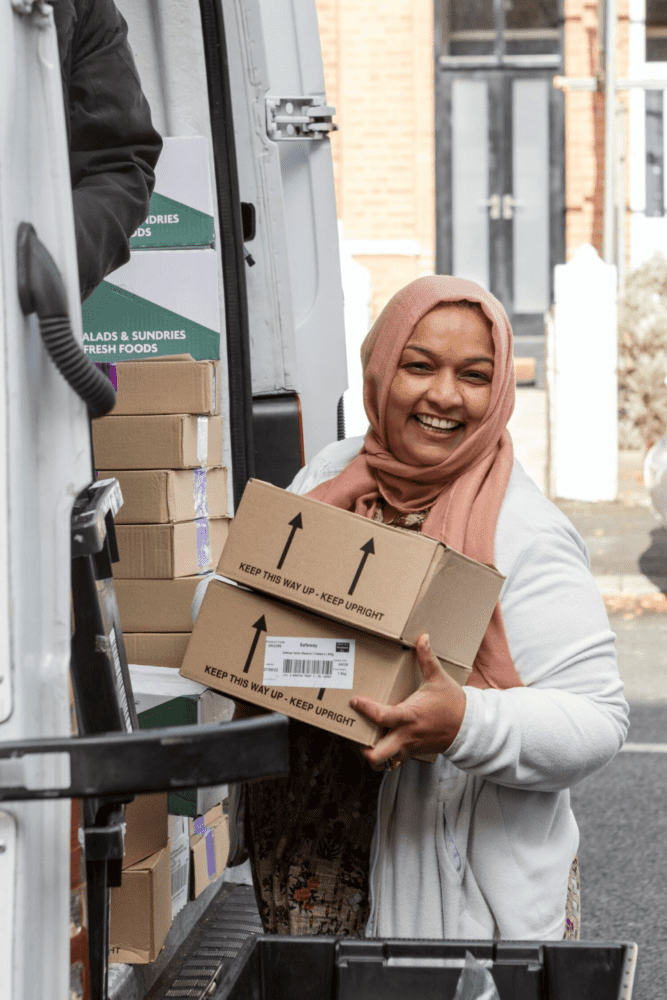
315;0;435;319
564;0;630;260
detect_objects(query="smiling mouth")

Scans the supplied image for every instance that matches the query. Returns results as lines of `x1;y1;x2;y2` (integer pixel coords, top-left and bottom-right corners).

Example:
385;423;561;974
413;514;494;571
413;414;465;434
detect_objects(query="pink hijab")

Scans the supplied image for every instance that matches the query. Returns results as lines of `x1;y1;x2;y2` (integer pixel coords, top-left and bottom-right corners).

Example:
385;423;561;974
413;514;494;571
308;275;523;690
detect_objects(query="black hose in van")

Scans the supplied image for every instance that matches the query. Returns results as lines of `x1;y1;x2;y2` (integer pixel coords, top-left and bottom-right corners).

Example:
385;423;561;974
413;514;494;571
16;223;116;419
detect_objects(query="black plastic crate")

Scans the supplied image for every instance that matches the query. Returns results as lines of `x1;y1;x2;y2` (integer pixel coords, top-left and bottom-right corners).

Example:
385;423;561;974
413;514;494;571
213;936;637;1000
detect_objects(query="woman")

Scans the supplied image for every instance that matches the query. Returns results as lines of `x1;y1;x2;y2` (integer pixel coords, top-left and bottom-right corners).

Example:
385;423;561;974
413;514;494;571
242;275;628;941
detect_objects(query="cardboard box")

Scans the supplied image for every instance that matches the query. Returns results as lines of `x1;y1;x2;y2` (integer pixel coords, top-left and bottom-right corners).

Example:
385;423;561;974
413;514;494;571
115;518;230;579
116;576;206;632
189;804;229;898
102;468;228;524
130;136;215;250
125;633;191;670
112;357;220;416
123;792;169;870
168;816;191;918
92;414;223;470
82;248;220;362
180;579;473;745
109;846;172;964
217;480;504;665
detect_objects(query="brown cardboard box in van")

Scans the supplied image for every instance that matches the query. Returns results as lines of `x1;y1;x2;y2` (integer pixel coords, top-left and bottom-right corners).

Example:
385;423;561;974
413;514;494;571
112;356;220;415
116;576;205;632
189;805;229;899
179;579;471;746
109;846;172;964
114;518;230;579
100;467;227;524
125;633;191;670
92;414;222;470
216;480;504;664
123;792;169;870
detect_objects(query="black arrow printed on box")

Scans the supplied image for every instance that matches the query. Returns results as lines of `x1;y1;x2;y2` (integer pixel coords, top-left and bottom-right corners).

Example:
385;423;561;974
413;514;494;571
243;615;267;673
348;538;375;596
277;513;303;570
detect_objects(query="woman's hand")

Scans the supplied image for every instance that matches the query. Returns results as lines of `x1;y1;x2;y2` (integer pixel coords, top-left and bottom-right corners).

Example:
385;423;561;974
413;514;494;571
351;634;467;770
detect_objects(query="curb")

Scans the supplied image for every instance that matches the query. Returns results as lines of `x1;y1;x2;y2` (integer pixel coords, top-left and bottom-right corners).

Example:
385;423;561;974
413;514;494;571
594;575;667;612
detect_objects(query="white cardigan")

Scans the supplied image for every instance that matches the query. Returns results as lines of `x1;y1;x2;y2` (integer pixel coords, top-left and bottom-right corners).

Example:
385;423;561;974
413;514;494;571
287;437;629;941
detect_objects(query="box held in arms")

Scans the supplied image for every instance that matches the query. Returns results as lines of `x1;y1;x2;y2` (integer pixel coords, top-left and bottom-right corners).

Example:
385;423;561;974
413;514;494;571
92;414;222;470
111;356;221;415
101;468;227;524
217;480;504;664
189;803;230;899
116;576;207;632
114;518;230;579
180;579;470;746
109;846;172;964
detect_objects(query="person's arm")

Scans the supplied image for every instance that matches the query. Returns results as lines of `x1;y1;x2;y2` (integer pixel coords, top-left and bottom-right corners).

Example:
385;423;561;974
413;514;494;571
355;522;629;791
68;0;162;300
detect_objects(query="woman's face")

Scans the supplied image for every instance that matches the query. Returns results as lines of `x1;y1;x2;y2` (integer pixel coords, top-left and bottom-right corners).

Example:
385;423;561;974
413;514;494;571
385;303;495;466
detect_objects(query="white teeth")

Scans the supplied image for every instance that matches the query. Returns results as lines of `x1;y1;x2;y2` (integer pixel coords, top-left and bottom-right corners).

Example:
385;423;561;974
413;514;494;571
415;414;462;431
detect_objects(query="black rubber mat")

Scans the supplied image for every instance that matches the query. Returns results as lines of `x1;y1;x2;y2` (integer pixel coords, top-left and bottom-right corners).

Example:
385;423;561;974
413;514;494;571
143;884;263;1000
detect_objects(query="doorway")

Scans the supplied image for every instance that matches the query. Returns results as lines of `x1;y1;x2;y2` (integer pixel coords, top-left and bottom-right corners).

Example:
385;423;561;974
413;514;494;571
435;1;565;387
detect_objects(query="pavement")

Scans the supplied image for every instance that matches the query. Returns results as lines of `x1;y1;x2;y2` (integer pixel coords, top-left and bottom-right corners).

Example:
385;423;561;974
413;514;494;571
510;388;667;703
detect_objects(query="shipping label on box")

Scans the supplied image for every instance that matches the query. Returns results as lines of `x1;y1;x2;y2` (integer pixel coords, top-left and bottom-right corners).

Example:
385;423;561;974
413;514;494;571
102;468;228;524
82;249;220;361
109;846;172;964
116;576;208;632
217;480;504;667
112;357;220;416
179;579;468;745
115;518;230;579
130;136;215;250
93;414;223;470
168;816;191;918
189;805;229;899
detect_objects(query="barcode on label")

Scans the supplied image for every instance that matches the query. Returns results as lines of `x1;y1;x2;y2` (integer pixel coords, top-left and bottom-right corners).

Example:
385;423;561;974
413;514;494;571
282;658;333;677
171;863;188;897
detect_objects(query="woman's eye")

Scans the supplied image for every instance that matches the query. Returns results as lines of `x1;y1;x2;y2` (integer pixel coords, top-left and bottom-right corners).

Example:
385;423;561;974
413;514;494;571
405;362;431;372
463;371;489;382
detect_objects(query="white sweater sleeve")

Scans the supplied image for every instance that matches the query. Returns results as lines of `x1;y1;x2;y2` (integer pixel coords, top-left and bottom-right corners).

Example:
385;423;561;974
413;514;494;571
444;515;629;792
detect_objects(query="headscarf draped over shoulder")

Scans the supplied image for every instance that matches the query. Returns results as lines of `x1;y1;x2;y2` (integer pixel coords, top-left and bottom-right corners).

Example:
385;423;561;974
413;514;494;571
307;275;523;690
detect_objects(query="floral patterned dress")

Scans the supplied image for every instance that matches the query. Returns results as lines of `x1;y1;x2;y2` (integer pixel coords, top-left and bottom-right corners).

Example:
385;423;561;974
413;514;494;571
246;499;581;939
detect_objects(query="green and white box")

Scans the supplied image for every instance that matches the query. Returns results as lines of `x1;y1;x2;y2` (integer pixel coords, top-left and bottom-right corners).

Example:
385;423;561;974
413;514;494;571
130;136;215;250
82;249;221;361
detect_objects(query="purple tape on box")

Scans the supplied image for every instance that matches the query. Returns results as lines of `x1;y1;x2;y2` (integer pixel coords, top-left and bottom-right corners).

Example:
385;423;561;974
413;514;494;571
195;517;211;569
193;468;209;518
194;816;205;836
205;828;216;877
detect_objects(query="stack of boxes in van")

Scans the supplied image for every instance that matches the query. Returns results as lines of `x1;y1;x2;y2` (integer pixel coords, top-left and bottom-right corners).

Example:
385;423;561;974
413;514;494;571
180;480;506;748
93;356;232;899
93;355;228;672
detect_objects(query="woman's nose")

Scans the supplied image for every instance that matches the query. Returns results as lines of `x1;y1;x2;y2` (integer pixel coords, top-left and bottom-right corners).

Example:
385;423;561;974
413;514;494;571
426;370;463;408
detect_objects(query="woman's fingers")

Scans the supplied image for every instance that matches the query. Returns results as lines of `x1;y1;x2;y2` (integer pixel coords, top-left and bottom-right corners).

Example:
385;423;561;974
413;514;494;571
351;695;413;730
414;633;444;681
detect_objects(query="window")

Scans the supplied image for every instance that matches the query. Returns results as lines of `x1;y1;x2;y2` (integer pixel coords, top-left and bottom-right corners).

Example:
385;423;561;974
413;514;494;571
646;91;664;216
439;0;561;58
646;0;667;61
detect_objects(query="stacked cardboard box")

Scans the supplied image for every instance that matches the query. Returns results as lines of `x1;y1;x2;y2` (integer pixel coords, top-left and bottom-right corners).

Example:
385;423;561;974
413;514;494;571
110;793;172;965
181;480;506;747
94;355;229;674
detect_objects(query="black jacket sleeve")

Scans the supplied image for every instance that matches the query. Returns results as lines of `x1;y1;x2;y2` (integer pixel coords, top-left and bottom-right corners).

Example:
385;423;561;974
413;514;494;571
67;0;162;300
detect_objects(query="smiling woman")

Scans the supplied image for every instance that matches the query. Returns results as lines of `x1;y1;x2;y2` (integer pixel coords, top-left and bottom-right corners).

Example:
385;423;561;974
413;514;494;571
386;302;494;467
242;275;628;944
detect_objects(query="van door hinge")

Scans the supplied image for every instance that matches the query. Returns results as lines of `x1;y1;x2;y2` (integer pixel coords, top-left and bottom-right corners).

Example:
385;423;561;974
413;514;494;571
266;97;337;141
